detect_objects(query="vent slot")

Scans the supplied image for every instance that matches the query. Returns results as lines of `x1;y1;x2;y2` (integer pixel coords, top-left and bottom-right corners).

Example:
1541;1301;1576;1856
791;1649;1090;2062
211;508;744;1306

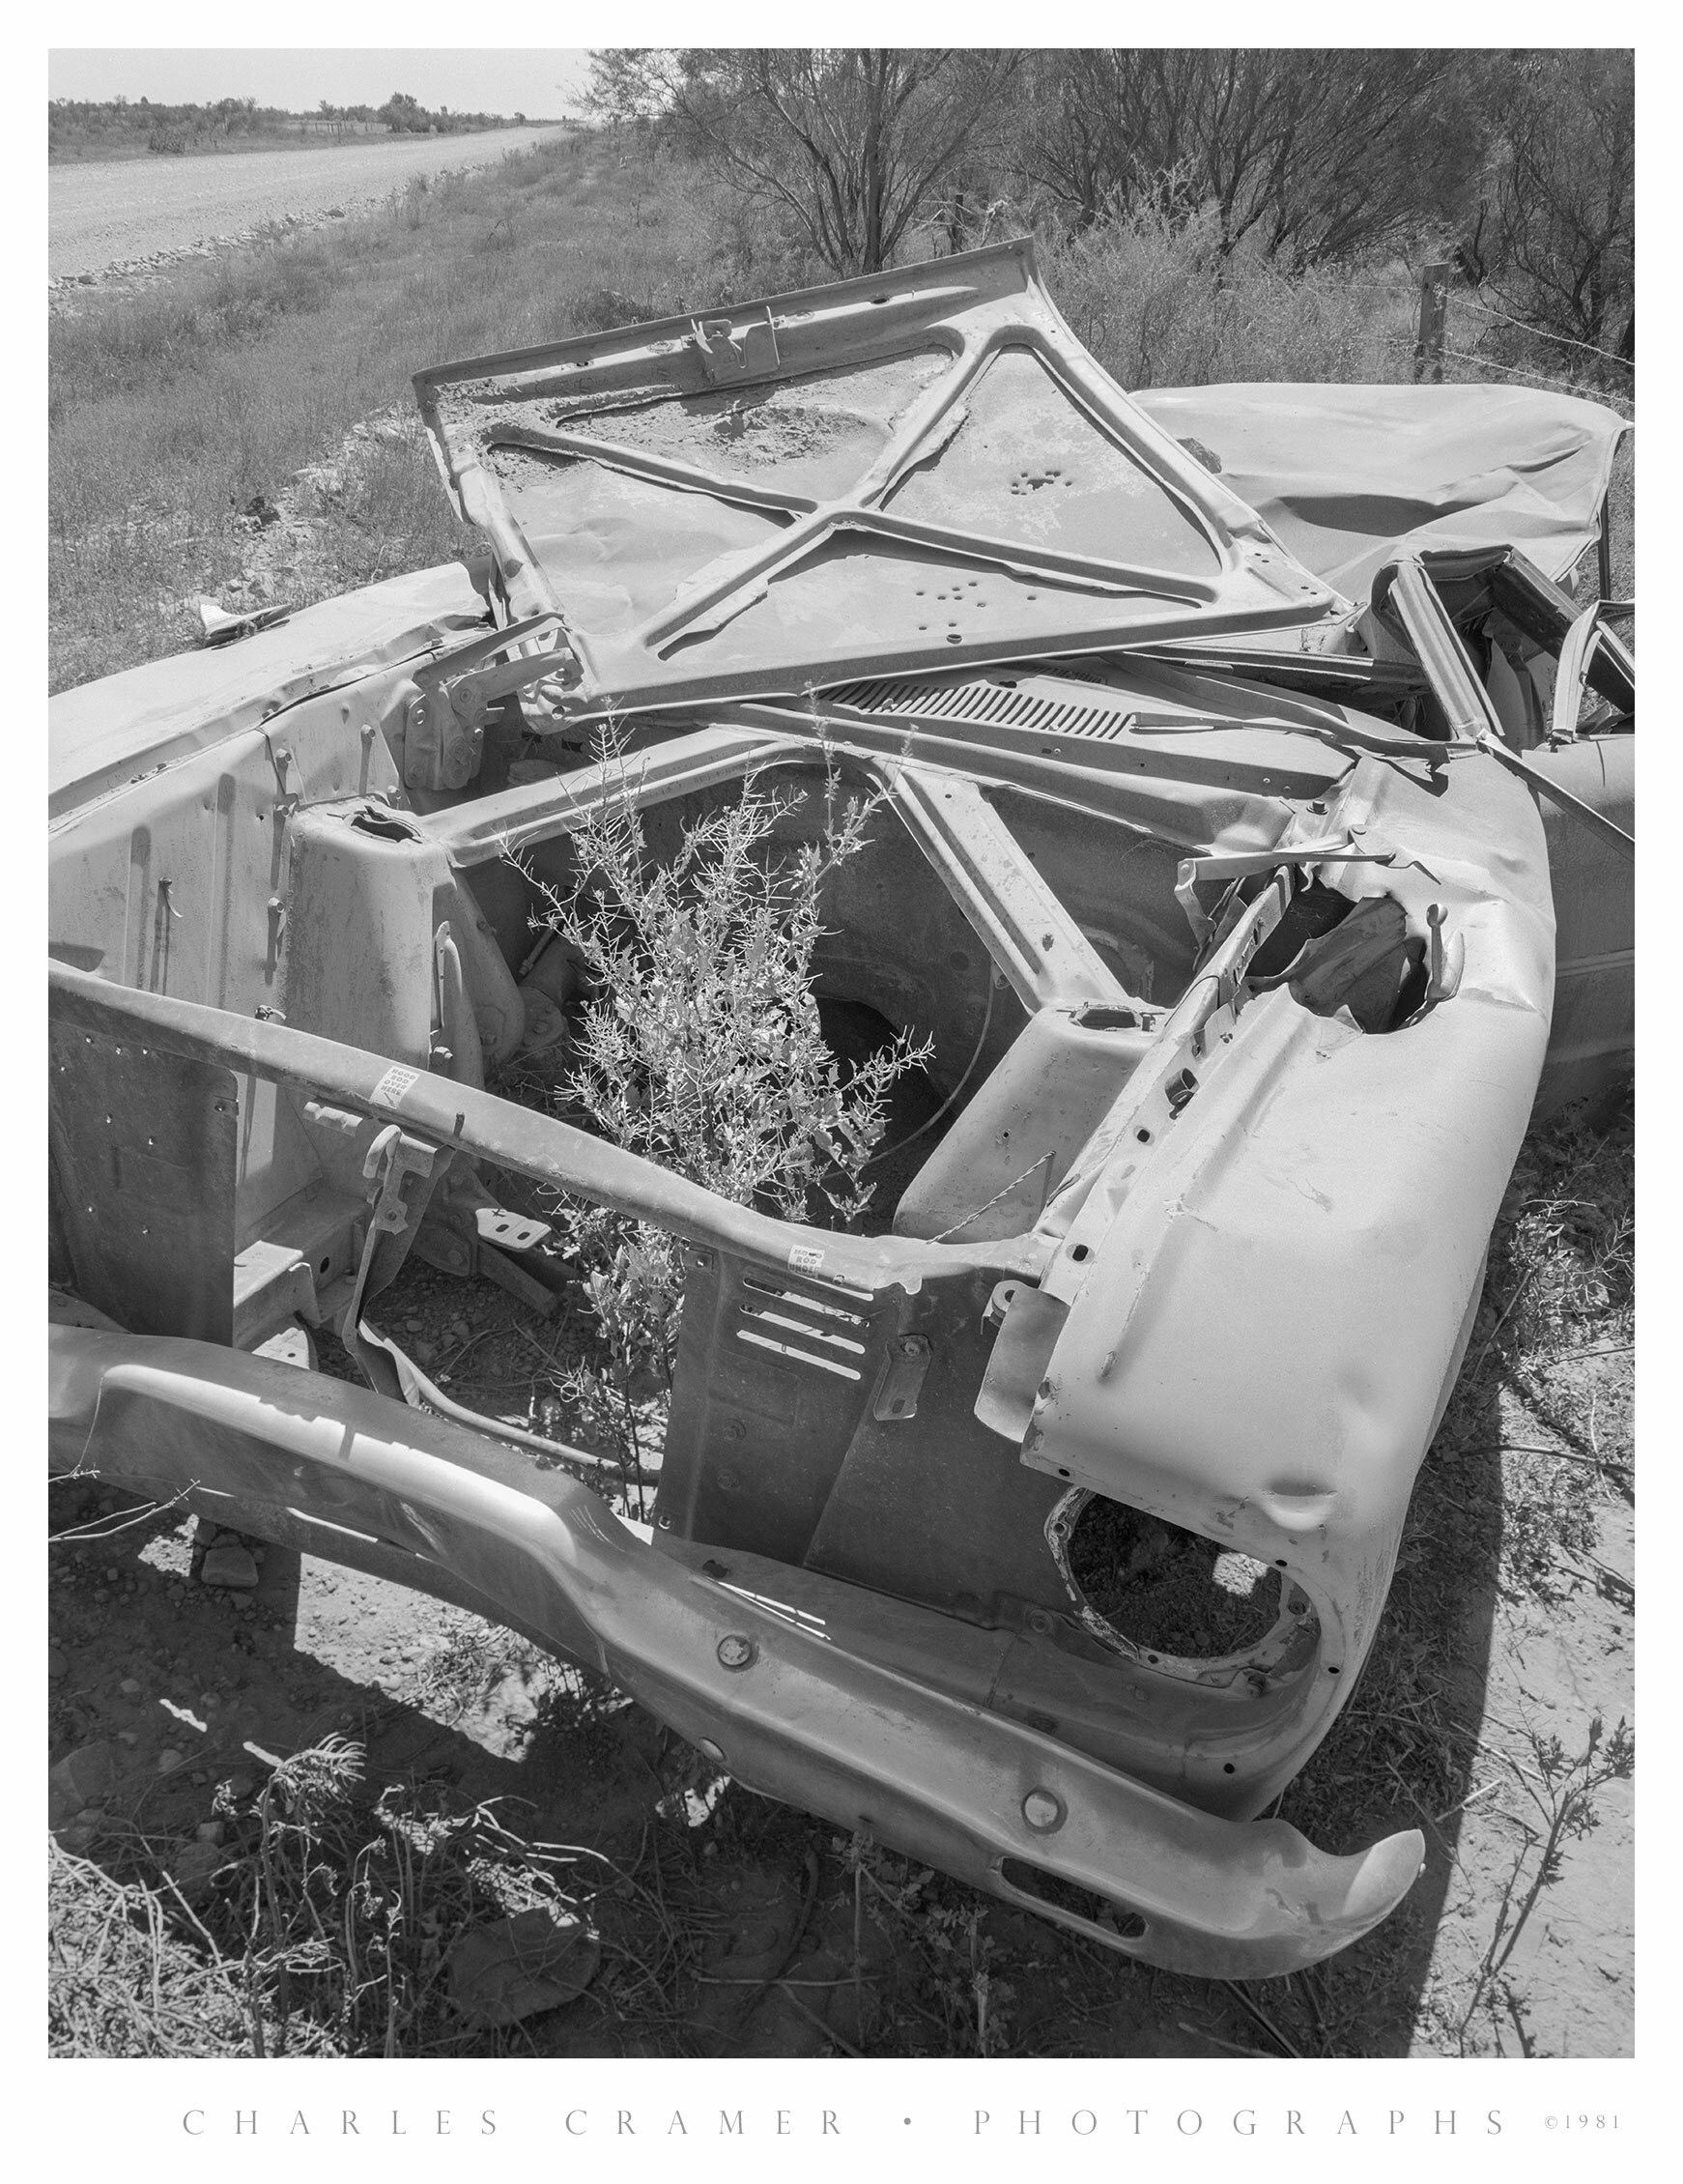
998;1856;1149;1942
827;676;1136;744
738;1268;869;1324
737;1303;866;1356
735;1328;862;1380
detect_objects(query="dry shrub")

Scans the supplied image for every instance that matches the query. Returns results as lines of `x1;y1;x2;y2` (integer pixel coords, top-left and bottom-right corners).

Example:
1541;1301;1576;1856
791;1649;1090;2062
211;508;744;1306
1045;201;1411;389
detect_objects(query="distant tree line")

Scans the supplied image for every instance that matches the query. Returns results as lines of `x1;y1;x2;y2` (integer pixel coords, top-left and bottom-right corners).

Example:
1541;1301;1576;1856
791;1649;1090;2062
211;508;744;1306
588;47;1632;362
47;93;528;161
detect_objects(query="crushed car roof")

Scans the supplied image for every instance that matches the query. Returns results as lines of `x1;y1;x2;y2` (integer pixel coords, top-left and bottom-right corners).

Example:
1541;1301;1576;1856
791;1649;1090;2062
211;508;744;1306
414;240;1347;715
1134;381;1629;605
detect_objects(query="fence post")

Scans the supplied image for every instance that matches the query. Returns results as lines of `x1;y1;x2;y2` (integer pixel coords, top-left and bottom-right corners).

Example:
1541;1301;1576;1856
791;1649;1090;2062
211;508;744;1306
1414;261;1450;384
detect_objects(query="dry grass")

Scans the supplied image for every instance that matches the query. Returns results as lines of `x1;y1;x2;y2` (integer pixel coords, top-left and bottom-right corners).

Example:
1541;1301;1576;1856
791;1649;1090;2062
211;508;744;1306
47;134;811;691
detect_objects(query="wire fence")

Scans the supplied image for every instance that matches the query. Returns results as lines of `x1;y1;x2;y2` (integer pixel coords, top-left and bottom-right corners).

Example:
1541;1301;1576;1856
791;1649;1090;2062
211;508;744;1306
1396;270;1635;423
1456;289;1633;373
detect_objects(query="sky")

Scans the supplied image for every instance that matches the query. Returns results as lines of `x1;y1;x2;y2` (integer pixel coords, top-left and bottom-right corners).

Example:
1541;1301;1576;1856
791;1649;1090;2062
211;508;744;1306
47;46;596;119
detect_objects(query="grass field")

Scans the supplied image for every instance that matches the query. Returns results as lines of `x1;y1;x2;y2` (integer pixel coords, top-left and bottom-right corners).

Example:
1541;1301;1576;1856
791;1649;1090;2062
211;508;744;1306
47;129;1636;2059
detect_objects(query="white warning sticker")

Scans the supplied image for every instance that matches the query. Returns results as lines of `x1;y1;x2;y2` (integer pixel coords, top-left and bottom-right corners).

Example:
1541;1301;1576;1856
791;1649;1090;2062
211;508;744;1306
371;1064;421;1109
787;1245;826;1275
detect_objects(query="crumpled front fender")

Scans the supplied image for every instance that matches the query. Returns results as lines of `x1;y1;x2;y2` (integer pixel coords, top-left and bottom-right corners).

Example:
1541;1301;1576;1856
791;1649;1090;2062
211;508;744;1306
51;1322;1422;1979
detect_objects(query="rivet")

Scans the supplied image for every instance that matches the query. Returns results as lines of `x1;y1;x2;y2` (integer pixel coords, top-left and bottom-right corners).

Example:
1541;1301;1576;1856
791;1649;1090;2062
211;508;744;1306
717;1634;756;1672
1022;1788;1064;1833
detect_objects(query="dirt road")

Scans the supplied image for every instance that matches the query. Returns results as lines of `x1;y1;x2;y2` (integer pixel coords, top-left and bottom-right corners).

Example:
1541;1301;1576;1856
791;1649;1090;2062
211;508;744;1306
49;126;569;280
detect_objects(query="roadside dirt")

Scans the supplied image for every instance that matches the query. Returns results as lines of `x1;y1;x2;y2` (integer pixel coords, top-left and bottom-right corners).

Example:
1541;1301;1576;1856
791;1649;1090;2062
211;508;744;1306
48;125;568;285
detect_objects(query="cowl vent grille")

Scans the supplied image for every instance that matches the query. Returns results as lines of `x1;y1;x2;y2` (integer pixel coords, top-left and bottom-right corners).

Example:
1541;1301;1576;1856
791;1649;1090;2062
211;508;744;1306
826;676;1137;745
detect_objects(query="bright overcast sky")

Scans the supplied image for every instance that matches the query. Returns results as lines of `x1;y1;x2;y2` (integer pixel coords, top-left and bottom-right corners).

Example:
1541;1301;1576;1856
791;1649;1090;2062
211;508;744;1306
48;48;596;118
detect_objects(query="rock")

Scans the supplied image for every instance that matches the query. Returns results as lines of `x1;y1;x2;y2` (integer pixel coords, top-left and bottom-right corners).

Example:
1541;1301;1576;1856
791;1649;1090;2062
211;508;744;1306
201;1545;259;1590
222;1771;256;1799
48;1741;120;1826
447;1911;600;2028
196;1821;224;1845
117;1731;139;1747
48;1650;69;1681
157;1748;184;1775
120;1677;141;1697
165;1839;224;1904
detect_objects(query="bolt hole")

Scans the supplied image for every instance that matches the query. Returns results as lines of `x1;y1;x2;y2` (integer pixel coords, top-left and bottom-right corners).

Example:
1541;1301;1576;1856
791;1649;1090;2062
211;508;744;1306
1070;1244;1090;1263
1223;1763;1237;1774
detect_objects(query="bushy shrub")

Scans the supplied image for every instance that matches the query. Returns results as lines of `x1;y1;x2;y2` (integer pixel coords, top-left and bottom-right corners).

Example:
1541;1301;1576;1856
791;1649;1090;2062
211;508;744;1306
1045;200;1410;389
521;737;927;1454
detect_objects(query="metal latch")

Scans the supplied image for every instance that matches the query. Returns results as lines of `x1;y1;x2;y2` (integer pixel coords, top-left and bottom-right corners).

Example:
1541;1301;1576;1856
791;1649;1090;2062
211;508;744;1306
871;1334;932;1422
691;309;780;384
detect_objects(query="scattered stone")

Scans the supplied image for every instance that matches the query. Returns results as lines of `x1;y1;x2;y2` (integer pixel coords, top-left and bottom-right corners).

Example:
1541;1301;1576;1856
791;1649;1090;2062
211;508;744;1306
165;1839;224;1903
447;1911;600;2028
48;1649;69;1681
223;1771;256;1799
120;1676;141;1697
157;1747;185;1774
201;1544;260;1590
196;1821;224;1845
48;1741;121;1826
117;1731;139;1747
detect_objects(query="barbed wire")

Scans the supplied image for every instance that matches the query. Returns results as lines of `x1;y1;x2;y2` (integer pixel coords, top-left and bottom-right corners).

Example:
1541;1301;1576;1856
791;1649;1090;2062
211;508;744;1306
1456;289;1632;371
1439;342;1635;411
1378;329;1635;413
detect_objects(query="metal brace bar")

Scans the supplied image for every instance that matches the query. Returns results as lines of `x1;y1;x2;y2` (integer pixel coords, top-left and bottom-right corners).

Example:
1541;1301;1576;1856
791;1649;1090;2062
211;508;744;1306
339;1123;442;1399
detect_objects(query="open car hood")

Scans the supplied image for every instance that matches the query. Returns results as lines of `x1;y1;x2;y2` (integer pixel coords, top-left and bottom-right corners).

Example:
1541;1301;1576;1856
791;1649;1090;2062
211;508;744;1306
414;241;1345;716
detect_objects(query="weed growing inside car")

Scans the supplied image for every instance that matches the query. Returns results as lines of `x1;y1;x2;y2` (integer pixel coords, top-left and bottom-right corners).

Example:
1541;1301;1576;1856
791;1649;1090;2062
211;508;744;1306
516;734;928;1474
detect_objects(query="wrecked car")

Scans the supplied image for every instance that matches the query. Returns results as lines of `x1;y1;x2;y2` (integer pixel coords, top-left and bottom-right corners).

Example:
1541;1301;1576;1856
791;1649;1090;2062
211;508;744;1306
48;242;1633;1978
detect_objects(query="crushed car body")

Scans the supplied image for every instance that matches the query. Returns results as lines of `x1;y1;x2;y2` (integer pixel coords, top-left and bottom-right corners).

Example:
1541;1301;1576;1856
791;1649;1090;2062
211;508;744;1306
47;242;1634;1978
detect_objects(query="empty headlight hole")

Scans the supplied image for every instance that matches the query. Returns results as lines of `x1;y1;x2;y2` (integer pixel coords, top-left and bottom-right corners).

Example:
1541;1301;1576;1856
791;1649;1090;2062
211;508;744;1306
1059;1492;1319;1670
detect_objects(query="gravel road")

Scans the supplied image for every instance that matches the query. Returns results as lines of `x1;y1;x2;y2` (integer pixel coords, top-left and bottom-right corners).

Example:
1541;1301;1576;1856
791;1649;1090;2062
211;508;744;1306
49;127;569;281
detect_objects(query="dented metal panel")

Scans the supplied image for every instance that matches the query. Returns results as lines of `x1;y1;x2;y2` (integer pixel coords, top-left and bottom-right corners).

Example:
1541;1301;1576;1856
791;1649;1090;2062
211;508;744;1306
414;242;1345;715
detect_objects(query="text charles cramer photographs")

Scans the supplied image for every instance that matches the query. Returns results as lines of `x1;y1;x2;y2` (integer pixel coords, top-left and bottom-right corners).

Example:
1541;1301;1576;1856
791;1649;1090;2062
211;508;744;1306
178;2106;1518;2139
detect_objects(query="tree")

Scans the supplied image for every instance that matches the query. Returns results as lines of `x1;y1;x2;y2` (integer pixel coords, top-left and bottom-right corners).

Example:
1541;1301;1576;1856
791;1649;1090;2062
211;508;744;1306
379;92;429;134
1480;50;1633;357
1010;49;1491;268
589;47;1023;275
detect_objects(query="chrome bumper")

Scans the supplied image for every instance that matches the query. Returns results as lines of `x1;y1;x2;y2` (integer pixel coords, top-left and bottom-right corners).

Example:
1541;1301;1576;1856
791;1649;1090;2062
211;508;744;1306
50;1324;1422;1978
